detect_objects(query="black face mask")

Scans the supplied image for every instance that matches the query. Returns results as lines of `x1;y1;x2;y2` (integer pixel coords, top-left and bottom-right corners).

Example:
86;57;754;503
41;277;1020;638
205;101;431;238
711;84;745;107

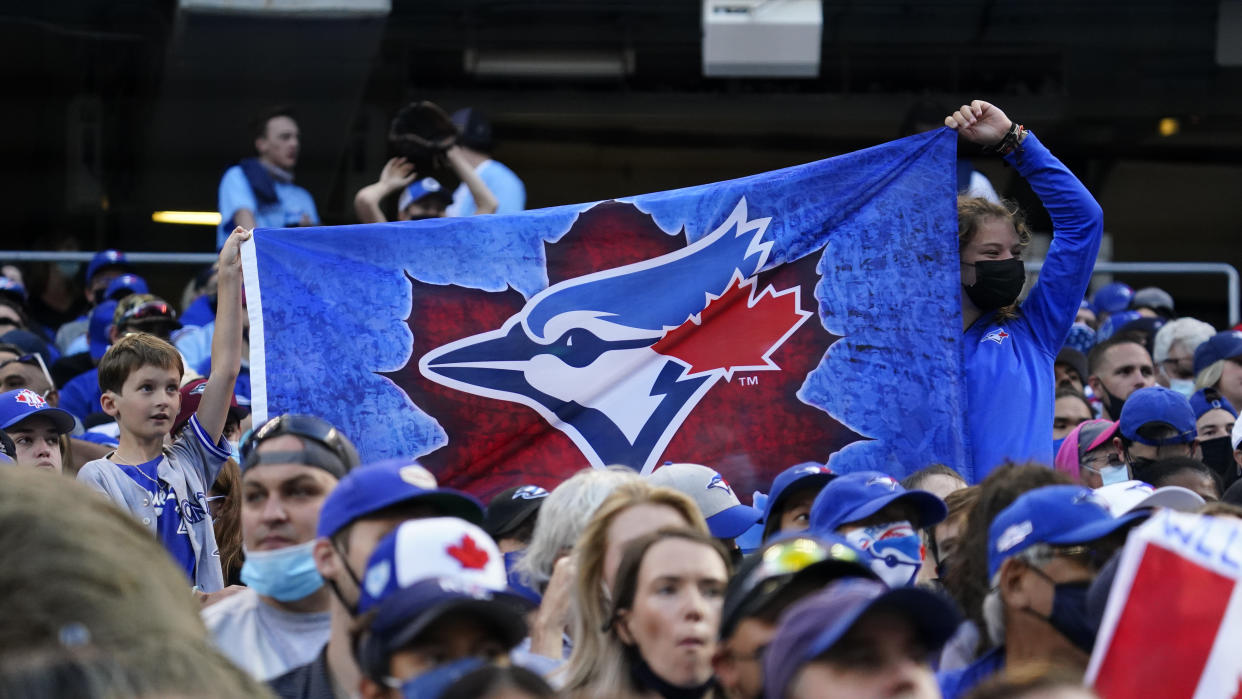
1023;568;1097;653
1100;385;1127;421
963;258;1025;311
1200;436;1237;486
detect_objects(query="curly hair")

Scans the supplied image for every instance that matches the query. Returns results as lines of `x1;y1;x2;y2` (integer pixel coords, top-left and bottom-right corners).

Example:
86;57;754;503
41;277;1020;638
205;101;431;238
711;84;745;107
958;196;1032;323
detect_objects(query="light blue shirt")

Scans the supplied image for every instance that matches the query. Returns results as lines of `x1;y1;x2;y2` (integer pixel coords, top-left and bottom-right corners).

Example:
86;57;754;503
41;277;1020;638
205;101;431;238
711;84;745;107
217;165;319;248
445;159;525;217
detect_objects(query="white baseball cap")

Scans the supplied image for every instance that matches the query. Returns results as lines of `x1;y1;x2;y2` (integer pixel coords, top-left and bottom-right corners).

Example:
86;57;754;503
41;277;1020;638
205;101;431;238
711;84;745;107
1094;480;1205;516
648;462;761;539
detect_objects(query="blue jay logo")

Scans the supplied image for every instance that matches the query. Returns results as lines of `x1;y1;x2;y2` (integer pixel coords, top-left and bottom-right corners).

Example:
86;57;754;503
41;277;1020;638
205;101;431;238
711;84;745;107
419;198;811;474
706;473;733;496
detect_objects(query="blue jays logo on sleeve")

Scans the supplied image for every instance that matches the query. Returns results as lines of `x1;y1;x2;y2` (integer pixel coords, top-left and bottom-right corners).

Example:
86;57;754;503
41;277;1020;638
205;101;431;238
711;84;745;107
983;328;1010;345
419;199;811;475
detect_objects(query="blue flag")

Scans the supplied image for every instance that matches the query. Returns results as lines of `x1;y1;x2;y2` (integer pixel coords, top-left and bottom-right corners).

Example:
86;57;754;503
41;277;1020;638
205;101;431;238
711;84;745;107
241;128;969;497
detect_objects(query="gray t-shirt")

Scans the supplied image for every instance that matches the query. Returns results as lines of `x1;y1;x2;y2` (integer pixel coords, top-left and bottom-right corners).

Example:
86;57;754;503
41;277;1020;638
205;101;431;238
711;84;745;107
203;588;330;681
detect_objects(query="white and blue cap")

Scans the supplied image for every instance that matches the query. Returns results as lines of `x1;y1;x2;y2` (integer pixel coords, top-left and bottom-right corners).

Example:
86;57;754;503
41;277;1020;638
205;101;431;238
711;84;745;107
987;485;1147;579
1119;386;1197;446
809;470;947;534
0;389;75;435
316;458;484;540
397;177;448;213
648;462;762;539
1093;480;1204;516
86;249;129;284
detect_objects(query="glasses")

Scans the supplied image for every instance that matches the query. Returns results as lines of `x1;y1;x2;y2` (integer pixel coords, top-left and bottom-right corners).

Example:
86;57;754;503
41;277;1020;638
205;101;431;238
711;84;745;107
239;413;358;473
1050;544;1114;573
741;536;864;599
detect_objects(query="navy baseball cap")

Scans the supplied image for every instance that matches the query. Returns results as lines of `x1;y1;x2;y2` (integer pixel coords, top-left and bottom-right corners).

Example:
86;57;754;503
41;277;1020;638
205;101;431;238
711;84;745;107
809;471;947;534
1118;386;1197;446
89;300;118;361
482;485;548;539
648;463;761;539
316;458;483;539
1194;330;1242;375
762;578;960;699
103;273;148;301
988;485;1147;578
762;462;836;539
1190;388;1237;420
86;250;130;284
0;388;75;434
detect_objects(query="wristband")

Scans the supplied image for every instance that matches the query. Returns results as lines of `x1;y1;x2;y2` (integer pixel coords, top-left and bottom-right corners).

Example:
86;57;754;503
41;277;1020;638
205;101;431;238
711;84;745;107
987;122;1026;156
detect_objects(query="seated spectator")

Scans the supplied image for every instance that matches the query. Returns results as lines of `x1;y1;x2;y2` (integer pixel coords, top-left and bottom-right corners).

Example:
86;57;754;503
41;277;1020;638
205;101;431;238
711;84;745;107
1115;386;1199;477
573;527;731;699
1053;419;1123;488
1152;317;1215;396
1194;330;1242;410
1190;388;1237;486
0;388;74;473
1140;456;1221;502
715;533;877;699
764;577;960;699
938;485;1146;698
648;462;762;563
1054;347;1089;394
271;458;483;699
761;462;836;542
204;413;360;681
1052;388;1093;451
1092;479;1204;516
1086;335;1156;421
352;517;527;699
560;480;708;693
53;249;132;355
902;463;968;500
448;107;525;216
808;471;947;587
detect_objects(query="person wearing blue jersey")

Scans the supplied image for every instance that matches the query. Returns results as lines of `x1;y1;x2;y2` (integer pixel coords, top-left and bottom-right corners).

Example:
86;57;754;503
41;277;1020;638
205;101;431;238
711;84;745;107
947;100;1104;482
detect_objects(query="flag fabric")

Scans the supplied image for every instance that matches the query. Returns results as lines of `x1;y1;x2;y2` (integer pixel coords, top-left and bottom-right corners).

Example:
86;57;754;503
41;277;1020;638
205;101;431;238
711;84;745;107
1088;510;1242;699
240;128;968;498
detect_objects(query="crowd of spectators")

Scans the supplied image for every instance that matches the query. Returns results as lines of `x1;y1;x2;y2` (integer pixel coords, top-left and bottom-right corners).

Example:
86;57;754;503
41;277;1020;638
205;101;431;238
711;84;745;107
0;98;1239;699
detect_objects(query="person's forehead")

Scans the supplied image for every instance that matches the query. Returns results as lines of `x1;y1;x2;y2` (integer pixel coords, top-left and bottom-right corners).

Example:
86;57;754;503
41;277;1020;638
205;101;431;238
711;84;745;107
124;364;180;383
1054;396;1092;415
0;361;45;385
242;459;329;487
1198;409;1234;426
1105;343;1152;368
266;115;299;135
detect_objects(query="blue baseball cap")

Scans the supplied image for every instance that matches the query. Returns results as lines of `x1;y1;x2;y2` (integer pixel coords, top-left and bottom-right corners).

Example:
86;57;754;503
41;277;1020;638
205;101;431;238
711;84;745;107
1091;282;1134;315
1118;386;1197;446
103;274;148;301
1194;330;1242;375
762;578;960;699
397;177;449;213
0;277;26;304
809;471;947;534
1097;310;1143;342
988;485;1147;578
86;250;130;284
1190;388;1237;420
762;462;836;540
316;457;483;539
88;300;118;361
0;388;75;434
648;463;761;539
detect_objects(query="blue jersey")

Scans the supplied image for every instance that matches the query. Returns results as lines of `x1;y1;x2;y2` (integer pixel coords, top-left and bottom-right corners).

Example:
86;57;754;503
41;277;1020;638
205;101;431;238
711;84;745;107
117;457;197;581
963;132;1103;481
59;367;102;420
937;646;1004;699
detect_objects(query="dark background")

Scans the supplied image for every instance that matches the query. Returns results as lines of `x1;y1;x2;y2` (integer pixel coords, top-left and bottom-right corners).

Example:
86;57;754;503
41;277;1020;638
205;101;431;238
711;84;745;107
3;1;1240;325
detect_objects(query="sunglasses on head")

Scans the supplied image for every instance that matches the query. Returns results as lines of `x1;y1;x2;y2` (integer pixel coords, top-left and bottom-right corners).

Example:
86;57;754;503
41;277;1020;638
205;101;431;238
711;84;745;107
118;301;176;326
0;353;53;388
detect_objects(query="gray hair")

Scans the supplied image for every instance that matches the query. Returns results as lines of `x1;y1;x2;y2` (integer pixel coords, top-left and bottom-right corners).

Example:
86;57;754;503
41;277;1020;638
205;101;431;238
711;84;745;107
1153;317;1215;364
983;543;1055;646
513;465;641;590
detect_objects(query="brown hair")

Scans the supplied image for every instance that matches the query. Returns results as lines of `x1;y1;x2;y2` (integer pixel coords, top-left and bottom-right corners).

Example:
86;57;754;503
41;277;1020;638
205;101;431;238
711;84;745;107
98;333;184;395
963;662;1092;699
560;480;709;692
211;458;244;583
958;196;1032;323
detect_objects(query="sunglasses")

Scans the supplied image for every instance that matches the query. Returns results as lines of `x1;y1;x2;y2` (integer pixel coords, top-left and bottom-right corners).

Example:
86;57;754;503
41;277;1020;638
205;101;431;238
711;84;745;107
742;536;864;598
239;413;357;473
118;301;177;326
0;353;54;392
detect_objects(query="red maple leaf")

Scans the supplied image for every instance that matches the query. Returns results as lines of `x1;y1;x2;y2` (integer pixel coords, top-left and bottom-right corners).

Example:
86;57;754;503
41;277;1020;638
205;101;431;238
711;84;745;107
651;273;810;378
386;201;859;501
446;533;489;570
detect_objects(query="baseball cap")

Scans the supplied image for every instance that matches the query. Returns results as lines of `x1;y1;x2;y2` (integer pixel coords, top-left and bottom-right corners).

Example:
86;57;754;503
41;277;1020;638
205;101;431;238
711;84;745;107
0;277;26;304
240;413;360;479
1097;310;1143;342
987;485;1147;578
1064;322;1096;356
762;578;960;699
1118;386;1197;446
762;462;836;539
0;331;52;367
397;177;449;213
114;295;181;333
103;274;148;302
1055;347;1089;384
1091;282;1133;315
171;378;246;437
0;388;75;434
451;107;493;152
720;533;876;639
1194;331;1242;374
1190;388;1237;420
1053;419;1119;476
1093;480;1205;516
88;300;119;361
86;250;130;284
482;485;548;539
1131;286;1175;315
316;458;484;539
648;463;761;539
809;471;947;534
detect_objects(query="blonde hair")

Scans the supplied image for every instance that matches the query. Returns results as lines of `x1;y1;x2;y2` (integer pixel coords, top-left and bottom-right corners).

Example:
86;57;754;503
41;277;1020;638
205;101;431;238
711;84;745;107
1196;360;1224;392
559;480;708;693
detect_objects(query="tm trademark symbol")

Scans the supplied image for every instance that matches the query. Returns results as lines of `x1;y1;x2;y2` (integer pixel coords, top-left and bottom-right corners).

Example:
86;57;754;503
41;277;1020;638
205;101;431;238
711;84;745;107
738;375;759;387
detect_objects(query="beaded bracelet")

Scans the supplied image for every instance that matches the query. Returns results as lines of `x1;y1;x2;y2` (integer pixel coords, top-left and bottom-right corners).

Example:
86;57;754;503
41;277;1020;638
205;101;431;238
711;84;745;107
987;122;1027;156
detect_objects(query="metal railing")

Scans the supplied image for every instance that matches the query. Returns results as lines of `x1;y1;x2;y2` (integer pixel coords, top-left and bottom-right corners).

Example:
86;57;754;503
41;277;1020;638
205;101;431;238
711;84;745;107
2;251;1236;326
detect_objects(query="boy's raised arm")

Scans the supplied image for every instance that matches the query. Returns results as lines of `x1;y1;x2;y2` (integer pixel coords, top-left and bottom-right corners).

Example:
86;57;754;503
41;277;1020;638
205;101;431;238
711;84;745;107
195;227;249;443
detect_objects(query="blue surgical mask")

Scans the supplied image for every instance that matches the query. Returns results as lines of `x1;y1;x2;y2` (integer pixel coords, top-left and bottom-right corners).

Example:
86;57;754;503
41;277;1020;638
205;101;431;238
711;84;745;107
240;540;324;601
229;442;241;464
843;520;923;587
1168;378;1196;398
1099;463;1130;486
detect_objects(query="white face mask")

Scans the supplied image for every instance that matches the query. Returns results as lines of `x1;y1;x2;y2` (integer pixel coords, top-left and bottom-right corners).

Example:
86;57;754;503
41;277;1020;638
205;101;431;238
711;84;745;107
843;520;924;587
1167;378;1196;398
